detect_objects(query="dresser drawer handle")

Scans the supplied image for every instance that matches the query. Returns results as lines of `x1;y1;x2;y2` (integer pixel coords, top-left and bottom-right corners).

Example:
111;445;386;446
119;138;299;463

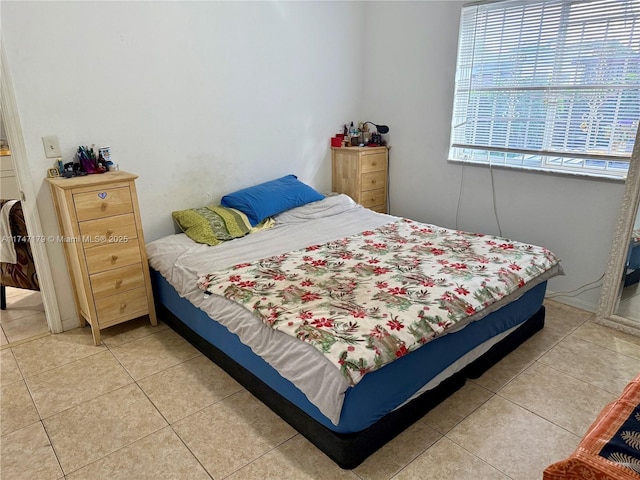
372;161;377;166
106;229;113;236
111;255;118;262
101;202;108;211
371;179;377;184
119;302;127;312
115;279;123;288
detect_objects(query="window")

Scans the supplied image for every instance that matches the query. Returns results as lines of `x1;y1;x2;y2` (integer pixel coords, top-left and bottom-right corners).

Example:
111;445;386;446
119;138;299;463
450;0;640;179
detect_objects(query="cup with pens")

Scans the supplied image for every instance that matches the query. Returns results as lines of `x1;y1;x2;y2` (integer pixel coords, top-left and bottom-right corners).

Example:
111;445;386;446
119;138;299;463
77;145;107;174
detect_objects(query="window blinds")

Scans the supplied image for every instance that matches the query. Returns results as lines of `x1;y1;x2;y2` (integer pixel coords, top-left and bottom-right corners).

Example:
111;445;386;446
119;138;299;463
450;0;640;177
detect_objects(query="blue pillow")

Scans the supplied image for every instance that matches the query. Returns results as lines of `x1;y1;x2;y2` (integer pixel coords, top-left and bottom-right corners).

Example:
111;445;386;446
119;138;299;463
221;175;324;226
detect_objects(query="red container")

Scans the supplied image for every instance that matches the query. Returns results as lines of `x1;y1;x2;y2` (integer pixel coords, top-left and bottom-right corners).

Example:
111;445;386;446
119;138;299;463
331;137;342;147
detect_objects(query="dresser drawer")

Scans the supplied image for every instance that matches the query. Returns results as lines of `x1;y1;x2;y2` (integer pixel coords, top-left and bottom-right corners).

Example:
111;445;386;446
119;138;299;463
360;152;387;173
369;204;387;214
361;171;386;191
90;263;145;300
359;188;386;209
95;287;149;328
74;186;133;221
79;213;138;249
84;240;142;274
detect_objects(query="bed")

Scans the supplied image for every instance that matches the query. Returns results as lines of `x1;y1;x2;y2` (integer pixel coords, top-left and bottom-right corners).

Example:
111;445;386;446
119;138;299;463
147;186;562;469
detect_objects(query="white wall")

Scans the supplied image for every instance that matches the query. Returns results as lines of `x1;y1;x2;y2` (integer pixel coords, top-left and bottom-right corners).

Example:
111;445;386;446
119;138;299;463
2;1;365;326
2;1;626;324
362;1;625;311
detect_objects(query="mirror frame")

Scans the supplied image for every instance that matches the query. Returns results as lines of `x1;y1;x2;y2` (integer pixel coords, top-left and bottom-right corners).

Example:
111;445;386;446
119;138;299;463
595;130;640;336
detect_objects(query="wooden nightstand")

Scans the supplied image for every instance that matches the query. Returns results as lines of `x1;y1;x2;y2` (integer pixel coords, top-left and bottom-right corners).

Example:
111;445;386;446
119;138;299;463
331;146;388;213
47;171;157;345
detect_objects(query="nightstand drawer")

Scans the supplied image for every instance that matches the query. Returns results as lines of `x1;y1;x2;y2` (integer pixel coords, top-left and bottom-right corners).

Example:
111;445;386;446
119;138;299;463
85;240;141;274
79;213;138;248
95;287;149;328
360;188;386;209
90;263;145;300
74;186;133;221
369;204;387;213
360;152;387;173
361;171;386;191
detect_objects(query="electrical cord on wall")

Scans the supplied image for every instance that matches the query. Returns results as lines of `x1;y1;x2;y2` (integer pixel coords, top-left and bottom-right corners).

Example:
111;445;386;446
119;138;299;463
456;161;604;301
545;272;605;299
489;164;503;237
454;156;603;301
455;162;503;238
455;163;465;230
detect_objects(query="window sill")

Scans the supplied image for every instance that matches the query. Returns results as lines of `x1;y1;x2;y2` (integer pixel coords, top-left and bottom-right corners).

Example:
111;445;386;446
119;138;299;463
447;158;626;184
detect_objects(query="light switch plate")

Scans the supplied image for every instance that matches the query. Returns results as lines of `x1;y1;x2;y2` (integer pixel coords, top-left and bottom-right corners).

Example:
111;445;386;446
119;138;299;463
42;136;61;158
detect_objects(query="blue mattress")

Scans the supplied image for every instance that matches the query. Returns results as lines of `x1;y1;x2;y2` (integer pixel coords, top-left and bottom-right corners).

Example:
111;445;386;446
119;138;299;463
152;268;546;434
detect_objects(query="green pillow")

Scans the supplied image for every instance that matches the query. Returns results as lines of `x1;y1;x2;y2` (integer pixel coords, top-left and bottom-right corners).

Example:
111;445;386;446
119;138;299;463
172;205;262;246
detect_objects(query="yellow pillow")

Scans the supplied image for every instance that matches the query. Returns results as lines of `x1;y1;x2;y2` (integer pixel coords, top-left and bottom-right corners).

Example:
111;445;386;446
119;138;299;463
172;205;272;246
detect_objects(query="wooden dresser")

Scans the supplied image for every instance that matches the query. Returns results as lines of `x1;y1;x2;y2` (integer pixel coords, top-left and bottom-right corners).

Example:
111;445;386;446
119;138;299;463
47;171;156;345
331;146;388;213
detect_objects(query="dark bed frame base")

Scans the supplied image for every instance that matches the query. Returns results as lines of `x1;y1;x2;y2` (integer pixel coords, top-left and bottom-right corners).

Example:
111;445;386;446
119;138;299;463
157;302;545;469
624;267;640;287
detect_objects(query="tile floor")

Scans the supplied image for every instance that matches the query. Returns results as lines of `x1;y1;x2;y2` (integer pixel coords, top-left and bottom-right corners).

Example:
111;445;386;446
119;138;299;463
1;299;639;480
0;287;48;346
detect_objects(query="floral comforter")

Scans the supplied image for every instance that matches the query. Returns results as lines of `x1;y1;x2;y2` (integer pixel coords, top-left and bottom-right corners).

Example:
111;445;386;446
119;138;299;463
198;218;560;385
